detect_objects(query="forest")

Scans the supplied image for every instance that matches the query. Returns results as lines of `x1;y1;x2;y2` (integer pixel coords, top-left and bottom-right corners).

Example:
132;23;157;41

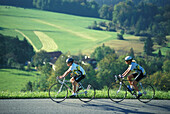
27;44;170;92
0;34;34;68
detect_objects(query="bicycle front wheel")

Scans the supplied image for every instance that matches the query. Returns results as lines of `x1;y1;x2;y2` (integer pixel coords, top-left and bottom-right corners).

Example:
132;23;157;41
108;82;127;103
77;84;95;103
138;83;155;103
49;83;68;103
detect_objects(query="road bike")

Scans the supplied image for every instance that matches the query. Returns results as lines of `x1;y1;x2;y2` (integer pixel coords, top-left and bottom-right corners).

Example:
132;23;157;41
49;77;95;103
108;75;155;103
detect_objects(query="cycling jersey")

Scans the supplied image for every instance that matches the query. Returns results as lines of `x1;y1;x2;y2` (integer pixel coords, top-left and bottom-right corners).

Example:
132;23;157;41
68;63;86;75
128;62;146;75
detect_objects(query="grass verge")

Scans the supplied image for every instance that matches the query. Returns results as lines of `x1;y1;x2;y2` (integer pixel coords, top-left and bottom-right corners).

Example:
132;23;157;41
0;90;169;99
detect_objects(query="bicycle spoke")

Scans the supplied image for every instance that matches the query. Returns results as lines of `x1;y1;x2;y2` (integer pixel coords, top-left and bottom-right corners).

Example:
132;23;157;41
108;83;127;103
49;83;68;103
77;84;95;103
138;83;155;103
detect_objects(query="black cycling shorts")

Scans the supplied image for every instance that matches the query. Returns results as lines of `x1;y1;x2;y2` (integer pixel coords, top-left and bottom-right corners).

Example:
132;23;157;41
74;75;85;83
132;73;145;82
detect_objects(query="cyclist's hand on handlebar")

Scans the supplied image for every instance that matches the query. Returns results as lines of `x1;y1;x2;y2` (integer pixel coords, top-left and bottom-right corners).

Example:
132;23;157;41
119;74;124;78
57;76;63;80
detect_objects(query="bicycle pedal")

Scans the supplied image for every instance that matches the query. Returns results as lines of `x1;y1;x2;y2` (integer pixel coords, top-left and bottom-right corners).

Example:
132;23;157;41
76;88;82;92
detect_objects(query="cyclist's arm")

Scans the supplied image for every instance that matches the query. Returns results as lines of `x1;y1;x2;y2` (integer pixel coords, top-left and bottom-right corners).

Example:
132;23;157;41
59;69;71;79
122;69;131;77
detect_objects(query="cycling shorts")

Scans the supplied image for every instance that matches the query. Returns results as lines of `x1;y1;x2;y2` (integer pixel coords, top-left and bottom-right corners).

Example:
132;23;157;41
74;75;85;83
132;73;146;82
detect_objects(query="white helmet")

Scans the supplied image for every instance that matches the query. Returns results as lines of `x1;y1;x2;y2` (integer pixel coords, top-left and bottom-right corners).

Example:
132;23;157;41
125;56;133;61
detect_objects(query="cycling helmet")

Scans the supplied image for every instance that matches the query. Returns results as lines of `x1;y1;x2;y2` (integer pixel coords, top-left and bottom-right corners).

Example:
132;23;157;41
125;56;133;61
66;58;74;63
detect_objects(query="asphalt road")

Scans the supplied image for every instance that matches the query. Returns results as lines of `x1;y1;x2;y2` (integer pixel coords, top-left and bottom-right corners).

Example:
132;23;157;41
0;99;169;114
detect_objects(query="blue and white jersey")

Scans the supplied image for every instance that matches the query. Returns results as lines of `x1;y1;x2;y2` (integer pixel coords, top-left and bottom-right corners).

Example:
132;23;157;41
128;62;146;75
68;63;86;75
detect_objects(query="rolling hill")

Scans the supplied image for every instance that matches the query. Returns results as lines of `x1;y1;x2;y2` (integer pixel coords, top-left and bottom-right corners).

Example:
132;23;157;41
0;5;147;55
0;5;169;55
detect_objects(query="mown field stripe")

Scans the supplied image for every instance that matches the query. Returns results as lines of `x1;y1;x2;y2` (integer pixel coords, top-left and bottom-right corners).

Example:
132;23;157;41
15;29;38;52
32;19;97;41
34;31;58;52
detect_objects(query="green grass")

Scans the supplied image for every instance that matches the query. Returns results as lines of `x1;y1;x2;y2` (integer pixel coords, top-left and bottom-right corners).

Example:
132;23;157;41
0;5;147;55
0;90;169;99
0;6;112;54
153;35;170;56
0;6;169;55
0;69;39;92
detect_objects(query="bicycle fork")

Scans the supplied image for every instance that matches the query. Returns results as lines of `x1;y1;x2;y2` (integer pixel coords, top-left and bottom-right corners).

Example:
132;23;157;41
117;82;122;94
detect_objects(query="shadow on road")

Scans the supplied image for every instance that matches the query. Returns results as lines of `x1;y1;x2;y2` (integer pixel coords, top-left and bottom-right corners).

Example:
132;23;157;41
57;99;154;114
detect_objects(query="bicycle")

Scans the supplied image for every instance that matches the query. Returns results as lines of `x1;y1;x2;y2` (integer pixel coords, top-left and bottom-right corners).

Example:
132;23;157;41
108;75;155;103
49;77;95;103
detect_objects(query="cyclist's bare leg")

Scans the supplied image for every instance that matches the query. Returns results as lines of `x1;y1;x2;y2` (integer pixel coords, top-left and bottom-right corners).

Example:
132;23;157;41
127;75;134;87
133;81;139;92
70;77;78;93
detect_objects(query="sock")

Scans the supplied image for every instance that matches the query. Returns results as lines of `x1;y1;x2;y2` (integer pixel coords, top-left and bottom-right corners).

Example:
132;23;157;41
130;85;133;89
72;93;77;95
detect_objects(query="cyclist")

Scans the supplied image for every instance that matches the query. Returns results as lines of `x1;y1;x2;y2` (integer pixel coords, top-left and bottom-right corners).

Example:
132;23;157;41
58;58;86;97
121;56;146;98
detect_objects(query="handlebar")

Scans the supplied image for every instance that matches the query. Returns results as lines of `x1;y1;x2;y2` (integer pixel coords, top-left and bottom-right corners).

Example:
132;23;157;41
114;74;124;82
56;76;71;83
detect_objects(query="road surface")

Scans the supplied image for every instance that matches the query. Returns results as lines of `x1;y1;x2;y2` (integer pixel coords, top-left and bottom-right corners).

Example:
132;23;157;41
0;99;169;114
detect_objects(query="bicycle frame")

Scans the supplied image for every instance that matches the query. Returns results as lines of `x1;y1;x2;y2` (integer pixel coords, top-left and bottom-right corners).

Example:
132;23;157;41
115;75;142;97
108;75;154;103
57;77;86;95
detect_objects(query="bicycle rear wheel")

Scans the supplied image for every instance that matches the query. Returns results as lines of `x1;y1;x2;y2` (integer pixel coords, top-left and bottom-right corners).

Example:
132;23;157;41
108;82;127;103
138;83;155;103
77;84;95;103
49;83;68;103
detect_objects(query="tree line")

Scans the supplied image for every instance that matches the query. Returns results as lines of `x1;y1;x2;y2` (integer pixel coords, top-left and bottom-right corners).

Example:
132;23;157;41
93;0;170;7
0;34;34;69
0;0;99;17
23;44;170;92
0;34;169;91
98;1;169;43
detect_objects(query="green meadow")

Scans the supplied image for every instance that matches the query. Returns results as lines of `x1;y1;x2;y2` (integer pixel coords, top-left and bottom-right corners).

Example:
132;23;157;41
0;6;111;54
0;69;39;92
0;5;169;55
0;6;169;55
0;5;145;55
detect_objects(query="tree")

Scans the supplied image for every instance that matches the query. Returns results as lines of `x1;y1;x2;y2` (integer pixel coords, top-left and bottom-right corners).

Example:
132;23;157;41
98;5;113;20
157;49;162;58
0;34;34;68
32;50;50;67
128;48;135;58
162;60;170;73
150;71;170;91
91;44;115;62
165;50;170;60
81;64;98;89
48;54;68;85
96;54;127;89
117;33;124;40
144;36;154;55
154;33;167;46
96;54;117;88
